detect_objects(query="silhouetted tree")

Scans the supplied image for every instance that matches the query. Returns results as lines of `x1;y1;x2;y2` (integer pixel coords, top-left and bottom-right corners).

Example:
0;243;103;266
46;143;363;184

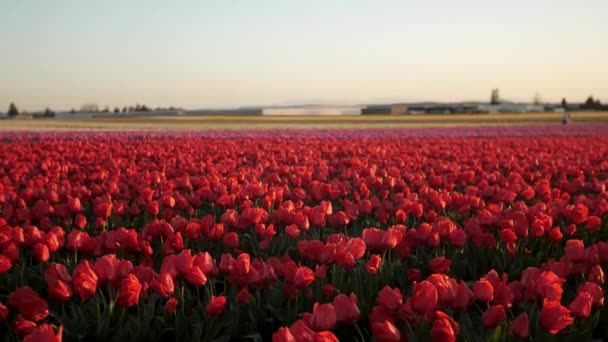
70;108;76;114
122;107;128;112
582;96;603;110
561;98;568;110
8;102;19;117
114;107;120;113
80;103;99;112
43;108;55;118
141;105;149;112
490;89;500;105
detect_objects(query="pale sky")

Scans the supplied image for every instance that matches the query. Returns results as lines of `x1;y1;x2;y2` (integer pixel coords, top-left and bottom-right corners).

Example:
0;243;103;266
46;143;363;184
1;0;607;111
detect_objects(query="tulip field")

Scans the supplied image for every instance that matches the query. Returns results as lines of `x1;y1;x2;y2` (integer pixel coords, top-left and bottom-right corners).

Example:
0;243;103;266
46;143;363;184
1;125;608;341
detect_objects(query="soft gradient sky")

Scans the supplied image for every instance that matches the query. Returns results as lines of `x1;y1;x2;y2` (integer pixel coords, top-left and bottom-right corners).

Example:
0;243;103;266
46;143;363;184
1;0;607;111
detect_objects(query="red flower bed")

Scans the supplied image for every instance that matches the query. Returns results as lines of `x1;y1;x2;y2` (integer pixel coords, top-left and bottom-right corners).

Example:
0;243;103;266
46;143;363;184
1;130;607;341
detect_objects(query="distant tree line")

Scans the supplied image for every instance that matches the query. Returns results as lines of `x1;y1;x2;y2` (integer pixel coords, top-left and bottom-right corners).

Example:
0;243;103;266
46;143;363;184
560;96;607;111
68;103;182;114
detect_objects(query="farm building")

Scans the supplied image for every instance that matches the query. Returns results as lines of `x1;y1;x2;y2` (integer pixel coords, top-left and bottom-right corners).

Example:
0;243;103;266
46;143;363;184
477;104;545;113
362;104;408;115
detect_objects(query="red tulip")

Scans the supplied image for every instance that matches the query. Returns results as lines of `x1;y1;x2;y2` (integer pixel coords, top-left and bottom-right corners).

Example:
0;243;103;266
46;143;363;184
236;287;251;303
493;282;513;309
564;239;585;263
273;327;296;342
452;280;474;311
435;311;459;335
448;229;467;248
362;227;401;250
473;279;494;302
0;301;9;321
510;312;529;338
315;265;327;280
235;253;251;276
285;225;301;239
333;293;360;324
94;202;112;219
577;282;604;307
193;252;219;277
151;272;174;297
540;300;574;334
377;285;403;313
588;265;605;285
164;298;178;313
292;266;314;288
323;284;335;297
219;253;234;274
366;254;382;274
371;320;401;342
7;286;49;321
314;331;339;342
117;274;142;308
569;291;592;318
407;269;421;282
75;213;87;229
12;315;37;337
535;271;564;301
223;232;239;249
23;324;62;342
429;256;451;274
482;305;506;328
289;319;315;341
206;295;226;316
431;312;459;342
309;302;337;331
73;260;98;302
44;262;72;302
94;254;118;284
184;266;207;286
586;216;601;232
0;255;12;273
33;243;50;262
175;249;193;274
411;281;438;315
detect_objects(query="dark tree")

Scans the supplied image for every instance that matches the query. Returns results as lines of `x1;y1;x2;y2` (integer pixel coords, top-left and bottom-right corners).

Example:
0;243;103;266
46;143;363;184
561;98;568;110
44;108;55;118
490;89;500;105
8;102;19;117
70;108;76;114
114;107;120;113
585;96;595;107
122;107;128;112
141;105;149;112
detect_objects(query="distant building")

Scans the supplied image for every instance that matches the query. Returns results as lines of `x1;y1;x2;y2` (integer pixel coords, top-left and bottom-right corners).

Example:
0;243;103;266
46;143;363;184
362;104;408;115
187;108;262;116
477;104;545;113
262;105;362;115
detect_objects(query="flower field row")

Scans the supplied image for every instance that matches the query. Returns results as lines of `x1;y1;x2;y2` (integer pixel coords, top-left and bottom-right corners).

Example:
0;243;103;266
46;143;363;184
1;128;608;341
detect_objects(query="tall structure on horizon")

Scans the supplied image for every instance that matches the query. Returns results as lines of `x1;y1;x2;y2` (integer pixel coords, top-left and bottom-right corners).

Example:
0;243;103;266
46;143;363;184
490;89;500;105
